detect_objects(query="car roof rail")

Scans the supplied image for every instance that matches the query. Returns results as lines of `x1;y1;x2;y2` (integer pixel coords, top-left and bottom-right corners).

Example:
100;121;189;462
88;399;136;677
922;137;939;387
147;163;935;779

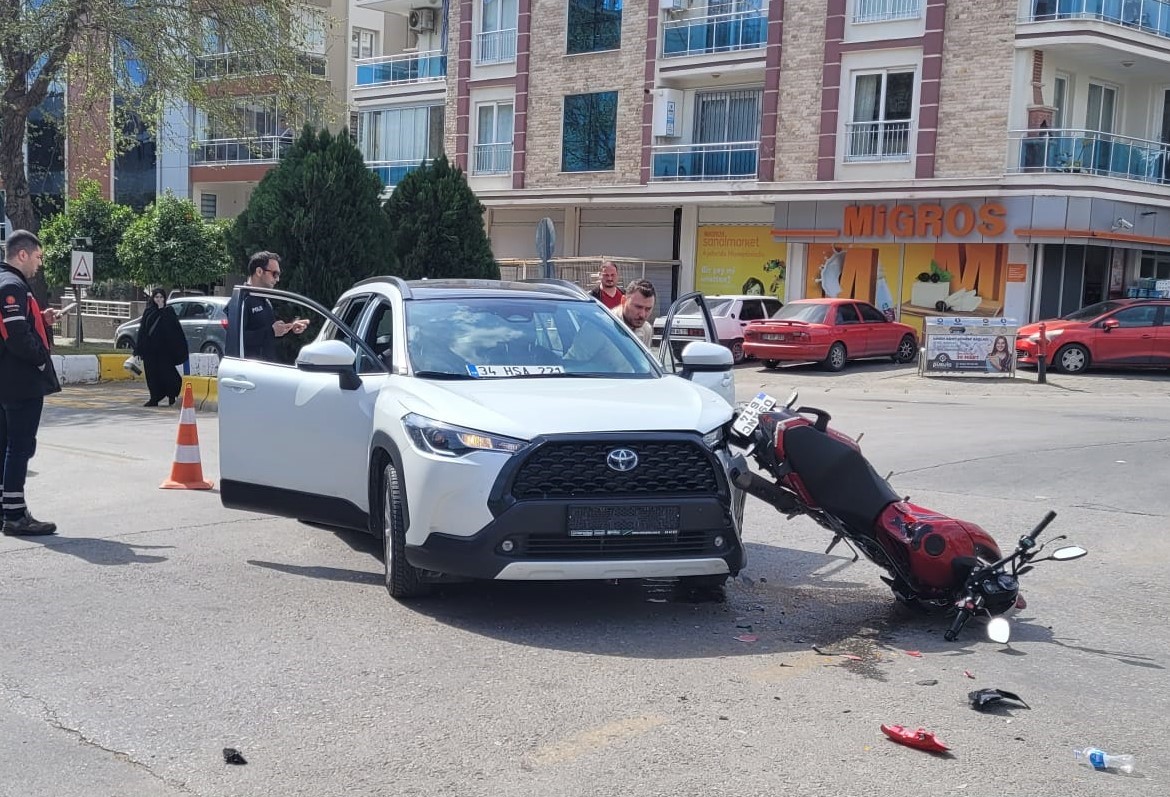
352;274;413;299
518;278;591;299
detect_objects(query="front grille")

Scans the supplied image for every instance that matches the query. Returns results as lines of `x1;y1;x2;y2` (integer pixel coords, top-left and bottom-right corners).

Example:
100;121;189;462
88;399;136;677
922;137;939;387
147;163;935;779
510;440;720;499
522;529;713;559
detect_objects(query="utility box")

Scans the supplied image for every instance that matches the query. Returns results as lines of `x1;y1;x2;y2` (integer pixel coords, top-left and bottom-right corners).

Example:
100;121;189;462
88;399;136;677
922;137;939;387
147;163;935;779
652;89;684;138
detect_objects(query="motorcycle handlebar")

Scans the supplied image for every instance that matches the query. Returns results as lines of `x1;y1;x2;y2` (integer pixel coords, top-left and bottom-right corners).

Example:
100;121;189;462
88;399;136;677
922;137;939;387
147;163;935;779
944;606;972;642
1020;510;1058;550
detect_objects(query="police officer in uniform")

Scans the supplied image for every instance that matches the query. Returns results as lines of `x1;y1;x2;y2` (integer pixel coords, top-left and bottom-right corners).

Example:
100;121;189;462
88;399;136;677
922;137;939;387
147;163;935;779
1;230;63;536
237;251;307;361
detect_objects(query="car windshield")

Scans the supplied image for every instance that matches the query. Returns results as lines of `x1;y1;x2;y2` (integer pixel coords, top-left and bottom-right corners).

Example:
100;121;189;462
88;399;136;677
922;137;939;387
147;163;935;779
663;298;733;319
769;302;829;323
1061;301;1125;322
406;297;659;378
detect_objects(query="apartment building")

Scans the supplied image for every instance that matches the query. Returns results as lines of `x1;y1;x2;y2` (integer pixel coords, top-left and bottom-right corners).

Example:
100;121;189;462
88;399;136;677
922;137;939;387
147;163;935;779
0;1;351;244
350;0;1170;327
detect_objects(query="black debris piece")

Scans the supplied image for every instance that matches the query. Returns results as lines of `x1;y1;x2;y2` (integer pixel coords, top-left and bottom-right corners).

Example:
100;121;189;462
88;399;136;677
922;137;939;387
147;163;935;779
968;688;1030;711
223;748;248;765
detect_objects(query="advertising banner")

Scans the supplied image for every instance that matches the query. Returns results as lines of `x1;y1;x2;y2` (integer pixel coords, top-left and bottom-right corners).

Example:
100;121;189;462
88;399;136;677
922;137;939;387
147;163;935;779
695;226;787;299
921;316;1018;377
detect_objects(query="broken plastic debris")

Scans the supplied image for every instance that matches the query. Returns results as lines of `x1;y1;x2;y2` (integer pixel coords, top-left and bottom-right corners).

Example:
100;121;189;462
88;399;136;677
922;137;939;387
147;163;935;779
880;724;949;753
915;679;939;686
734;634;758;643
964;670;975;679
842;654;864;662
969;688;1030;711
223;748;247;765
905;650;923;657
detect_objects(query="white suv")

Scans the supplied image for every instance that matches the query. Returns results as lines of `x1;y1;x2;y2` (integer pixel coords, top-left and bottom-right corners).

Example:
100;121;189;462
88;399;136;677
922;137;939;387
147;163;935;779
652;295;783;363
218;279;745;599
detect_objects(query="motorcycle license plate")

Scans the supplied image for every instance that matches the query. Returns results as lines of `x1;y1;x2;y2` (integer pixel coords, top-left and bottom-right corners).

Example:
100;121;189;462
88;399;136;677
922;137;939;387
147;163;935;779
732;392;778;437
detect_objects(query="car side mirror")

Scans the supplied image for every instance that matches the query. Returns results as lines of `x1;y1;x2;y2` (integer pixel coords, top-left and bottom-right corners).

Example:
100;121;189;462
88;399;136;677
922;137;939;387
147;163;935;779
296;339;362;390
1102;318;1119;333
678;341;733;375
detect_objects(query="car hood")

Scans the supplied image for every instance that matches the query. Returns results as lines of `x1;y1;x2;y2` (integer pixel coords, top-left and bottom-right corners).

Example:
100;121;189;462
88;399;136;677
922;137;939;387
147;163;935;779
387;375;733;438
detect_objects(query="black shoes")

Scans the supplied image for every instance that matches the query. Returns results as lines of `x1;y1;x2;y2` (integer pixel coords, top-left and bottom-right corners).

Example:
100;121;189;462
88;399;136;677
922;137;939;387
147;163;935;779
144;400;160;407
2;513;57;536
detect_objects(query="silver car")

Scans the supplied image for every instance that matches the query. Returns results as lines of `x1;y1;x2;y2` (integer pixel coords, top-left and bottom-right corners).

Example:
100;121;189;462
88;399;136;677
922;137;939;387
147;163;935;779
115;296;230;358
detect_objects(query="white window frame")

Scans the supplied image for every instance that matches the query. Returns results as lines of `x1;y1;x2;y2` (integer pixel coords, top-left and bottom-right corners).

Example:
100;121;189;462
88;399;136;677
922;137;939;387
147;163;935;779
852;0;922;24
1053;72;1071;130
1086;80;1119;135
351;27;378;60
473;101;514;174
845;67;916;162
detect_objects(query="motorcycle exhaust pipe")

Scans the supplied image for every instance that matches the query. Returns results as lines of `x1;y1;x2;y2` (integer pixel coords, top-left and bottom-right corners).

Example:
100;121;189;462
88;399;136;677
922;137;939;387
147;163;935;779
729;465;798;514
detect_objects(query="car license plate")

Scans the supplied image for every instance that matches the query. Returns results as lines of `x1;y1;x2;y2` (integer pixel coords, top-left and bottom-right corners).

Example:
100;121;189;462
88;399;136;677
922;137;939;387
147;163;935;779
732;392;778;437
567;506;680;537
762;333;786;342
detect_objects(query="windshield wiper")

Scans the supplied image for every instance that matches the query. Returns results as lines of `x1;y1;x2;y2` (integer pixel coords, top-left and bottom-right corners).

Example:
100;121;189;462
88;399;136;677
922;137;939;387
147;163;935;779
413;370;476;380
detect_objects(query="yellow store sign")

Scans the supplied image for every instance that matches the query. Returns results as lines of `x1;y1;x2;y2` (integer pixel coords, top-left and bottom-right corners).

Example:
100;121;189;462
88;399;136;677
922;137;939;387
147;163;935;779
695;226;787;299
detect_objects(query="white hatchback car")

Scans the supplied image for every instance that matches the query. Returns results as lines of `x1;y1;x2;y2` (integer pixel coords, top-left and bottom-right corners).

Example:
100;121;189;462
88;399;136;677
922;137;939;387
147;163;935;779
652;294;783;363
218;278;745;599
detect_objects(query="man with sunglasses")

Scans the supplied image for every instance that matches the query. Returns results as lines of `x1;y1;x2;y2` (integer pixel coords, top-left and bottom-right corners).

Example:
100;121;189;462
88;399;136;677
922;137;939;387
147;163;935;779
239;251;308;361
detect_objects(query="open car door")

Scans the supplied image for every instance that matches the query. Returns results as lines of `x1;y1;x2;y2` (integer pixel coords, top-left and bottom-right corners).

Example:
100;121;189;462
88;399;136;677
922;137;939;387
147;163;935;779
657;291;736;407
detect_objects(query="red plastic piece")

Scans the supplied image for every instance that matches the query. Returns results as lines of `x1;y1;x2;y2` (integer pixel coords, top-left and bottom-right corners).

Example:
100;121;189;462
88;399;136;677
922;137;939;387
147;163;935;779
880;724;950;752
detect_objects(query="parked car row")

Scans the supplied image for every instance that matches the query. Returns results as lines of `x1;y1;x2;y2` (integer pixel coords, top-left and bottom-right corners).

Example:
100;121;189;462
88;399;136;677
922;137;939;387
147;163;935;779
115;296;230;358
1016;298;1170;374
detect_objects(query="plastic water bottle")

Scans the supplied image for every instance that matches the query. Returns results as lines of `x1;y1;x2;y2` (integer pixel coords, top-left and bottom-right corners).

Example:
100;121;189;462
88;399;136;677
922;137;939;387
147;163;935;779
1074;747;1135;774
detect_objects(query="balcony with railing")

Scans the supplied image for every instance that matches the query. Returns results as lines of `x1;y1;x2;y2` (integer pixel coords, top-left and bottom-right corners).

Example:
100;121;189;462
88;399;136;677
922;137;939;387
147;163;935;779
1027;0;1170;40
473;143;513;175
476;28;517;65
194;50;326;80
1009;128;1170;185
661;11;767;59
650;141;759;181
853;0;922;23
355;51;447;88
191;136;293;165
367;158;431;188
844;120;912;162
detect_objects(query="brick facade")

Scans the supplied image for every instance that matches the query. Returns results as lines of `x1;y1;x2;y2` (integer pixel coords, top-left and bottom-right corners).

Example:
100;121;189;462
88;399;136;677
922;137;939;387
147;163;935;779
775;1;826;182
933;0;1016;178
523;0;648;188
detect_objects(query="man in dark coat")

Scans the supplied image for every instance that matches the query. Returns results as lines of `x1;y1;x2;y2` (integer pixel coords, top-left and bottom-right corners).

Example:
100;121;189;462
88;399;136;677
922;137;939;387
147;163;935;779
1;230;63;536
134;288;188;406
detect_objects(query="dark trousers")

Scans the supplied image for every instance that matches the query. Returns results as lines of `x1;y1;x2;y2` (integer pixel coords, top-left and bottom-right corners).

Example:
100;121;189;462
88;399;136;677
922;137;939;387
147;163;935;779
0;396;45;520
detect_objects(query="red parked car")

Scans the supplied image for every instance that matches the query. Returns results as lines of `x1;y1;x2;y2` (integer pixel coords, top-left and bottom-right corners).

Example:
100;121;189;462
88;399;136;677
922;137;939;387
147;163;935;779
1015;299;1170;374
743;298;919;372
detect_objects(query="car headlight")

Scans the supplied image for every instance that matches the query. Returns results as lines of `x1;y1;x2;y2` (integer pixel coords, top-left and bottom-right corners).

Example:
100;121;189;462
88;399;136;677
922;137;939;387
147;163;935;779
402;413;528;457
1026;329;1064;343
701;426;725;450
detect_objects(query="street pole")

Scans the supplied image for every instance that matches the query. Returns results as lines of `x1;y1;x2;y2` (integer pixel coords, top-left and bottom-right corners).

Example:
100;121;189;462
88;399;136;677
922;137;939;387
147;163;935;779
1036;321;1047;384
74;283;84;347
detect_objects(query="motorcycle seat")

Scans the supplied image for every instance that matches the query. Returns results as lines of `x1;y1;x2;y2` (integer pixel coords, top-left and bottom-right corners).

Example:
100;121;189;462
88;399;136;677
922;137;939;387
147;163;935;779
781;424;900;533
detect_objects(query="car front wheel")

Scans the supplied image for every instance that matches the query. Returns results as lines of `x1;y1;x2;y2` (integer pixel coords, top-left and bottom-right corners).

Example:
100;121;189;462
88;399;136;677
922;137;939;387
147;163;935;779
382;462;430;599
822;342;847;372
892;334;917;364
116;336;134;350
1054;343;1090;374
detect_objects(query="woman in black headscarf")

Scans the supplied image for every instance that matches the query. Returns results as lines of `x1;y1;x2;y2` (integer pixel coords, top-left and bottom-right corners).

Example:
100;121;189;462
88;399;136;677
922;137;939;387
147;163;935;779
134;289;188;406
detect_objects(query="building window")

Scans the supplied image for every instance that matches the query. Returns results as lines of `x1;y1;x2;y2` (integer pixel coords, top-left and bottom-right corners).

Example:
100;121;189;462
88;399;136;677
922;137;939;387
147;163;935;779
358;105;445;186
474;102;514;174
478;0;518;64
352;27;377;60
567;0;622;55
200;193;218;220
562;91;618;172
853;0;922;24
846;69;914;161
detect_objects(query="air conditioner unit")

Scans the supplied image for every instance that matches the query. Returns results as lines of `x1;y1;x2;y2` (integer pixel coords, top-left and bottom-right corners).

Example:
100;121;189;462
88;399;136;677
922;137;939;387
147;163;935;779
661;0;691;13
409;8;435;33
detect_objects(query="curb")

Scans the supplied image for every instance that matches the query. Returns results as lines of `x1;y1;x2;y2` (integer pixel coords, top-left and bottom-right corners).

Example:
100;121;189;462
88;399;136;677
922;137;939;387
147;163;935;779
54;353;220;384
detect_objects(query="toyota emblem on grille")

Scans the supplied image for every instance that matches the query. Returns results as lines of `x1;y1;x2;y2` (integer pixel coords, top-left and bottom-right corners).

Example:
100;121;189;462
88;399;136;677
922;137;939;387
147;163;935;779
606;448;639;472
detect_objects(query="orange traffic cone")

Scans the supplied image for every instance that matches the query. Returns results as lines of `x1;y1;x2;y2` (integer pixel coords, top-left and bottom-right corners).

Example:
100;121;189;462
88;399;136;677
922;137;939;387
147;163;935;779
160;382;214;490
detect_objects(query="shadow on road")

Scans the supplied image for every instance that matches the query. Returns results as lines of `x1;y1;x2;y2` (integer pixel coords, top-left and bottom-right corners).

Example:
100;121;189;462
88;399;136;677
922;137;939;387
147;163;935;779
21;536;173;565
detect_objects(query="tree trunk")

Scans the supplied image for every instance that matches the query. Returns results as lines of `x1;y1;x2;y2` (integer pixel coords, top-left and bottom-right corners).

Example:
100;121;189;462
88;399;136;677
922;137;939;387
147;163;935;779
0;107;51;305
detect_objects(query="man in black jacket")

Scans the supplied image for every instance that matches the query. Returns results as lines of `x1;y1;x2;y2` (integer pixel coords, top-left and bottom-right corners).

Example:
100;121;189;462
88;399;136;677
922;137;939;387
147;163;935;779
1;230;63;536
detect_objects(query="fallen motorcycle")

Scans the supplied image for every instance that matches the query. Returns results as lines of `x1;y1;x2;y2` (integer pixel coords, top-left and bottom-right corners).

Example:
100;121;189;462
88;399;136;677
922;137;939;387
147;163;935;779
726;391;1086;642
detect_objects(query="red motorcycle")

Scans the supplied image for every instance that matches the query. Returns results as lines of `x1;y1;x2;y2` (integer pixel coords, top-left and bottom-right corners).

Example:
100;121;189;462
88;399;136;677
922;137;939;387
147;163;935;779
727;391;1086;642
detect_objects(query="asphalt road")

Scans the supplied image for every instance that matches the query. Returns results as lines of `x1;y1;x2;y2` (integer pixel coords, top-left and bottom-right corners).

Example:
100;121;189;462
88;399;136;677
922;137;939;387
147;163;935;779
2;364;1168;796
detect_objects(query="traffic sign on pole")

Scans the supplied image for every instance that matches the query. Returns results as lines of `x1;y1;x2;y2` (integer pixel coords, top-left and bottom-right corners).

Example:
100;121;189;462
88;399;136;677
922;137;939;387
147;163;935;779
70;250;95;286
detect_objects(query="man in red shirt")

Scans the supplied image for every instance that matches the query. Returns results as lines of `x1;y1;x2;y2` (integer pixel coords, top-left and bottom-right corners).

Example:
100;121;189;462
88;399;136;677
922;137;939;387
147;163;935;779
589;260;624;309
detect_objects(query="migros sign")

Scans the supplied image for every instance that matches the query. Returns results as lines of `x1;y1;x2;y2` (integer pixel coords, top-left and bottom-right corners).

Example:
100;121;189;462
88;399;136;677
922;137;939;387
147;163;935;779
843;201;1008;240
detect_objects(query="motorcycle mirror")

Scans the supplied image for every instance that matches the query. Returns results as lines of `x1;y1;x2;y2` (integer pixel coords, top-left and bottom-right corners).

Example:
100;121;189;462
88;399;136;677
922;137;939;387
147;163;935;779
784;390;799;409
1050;545;1088;561
987;617;1012;644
